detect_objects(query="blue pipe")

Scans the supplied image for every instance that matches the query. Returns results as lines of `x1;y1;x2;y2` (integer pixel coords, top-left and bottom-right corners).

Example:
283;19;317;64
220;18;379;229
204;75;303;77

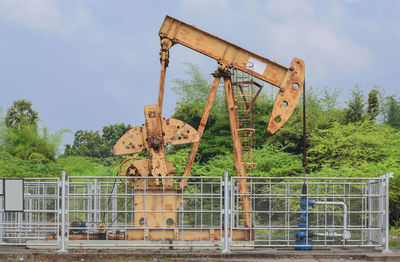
295;184;314;250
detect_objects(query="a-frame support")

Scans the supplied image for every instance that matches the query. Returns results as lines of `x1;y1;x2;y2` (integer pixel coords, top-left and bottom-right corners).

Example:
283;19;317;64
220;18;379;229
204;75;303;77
179;67;252;228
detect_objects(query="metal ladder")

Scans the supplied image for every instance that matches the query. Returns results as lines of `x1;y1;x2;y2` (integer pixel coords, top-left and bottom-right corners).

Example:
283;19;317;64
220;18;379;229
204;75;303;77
232;64;262;171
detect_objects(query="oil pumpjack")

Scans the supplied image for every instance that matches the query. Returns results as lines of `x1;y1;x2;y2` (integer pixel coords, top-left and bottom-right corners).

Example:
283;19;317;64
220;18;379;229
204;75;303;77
111;15;305;241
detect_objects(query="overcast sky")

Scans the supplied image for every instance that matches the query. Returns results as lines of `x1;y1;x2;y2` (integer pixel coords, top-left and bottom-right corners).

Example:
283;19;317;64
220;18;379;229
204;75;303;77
0;0;399;146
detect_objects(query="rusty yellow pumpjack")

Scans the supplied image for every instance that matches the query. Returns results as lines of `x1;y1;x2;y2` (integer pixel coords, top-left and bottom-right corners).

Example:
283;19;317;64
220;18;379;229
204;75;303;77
70;15;305;242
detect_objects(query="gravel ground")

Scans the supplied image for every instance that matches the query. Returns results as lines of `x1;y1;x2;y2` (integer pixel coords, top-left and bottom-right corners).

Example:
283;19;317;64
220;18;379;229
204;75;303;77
0;247;399;262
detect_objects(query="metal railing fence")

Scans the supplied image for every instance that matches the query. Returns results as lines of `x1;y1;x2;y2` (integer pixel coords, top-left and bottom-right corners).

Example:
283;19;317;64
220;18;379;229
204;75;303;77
65;175;223;248
0;172;391;252
230;174;391;252
0;177;60;247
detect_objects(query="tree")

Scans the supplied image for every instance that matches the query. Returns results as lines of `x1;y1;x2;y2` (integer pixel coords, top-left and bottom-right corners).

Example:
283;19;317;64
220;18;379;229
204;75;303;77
5;99;39;128
197;117;232;162
2;100;63;163
307;121;393;170
64;123;131;160
320;87;341;112
345;85;365;123
367;89;379;120
253;95;274;147
266;87;334;154
172;103;218;131
102;123;132;148
0;106;6;150
384;95;400;128
64;130;110;158
3;124;60;163
171;62;222;107
169;63;228;160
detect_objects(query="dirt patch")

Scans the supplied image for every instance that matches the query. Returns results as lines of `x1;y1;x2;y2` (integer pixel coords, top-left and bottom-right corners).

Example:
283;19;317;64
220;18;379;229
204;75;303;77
1;247;400;262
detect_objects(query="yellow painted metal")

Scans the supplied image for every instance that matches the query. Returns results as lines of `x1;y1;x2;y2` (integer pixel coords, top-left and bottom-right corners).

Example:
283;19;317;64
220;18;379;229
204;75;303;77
179;75;221;190
159;15;305;134
223;76;252;228
133;188;179;229
112;15;305;238
113;117;200;156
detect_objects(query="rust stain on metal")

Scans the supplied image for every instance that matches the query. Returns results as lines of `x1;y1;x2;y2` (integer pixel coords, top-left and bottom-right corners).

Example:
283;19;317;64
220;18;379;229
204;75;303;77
267;58;305;134
108;15;305;241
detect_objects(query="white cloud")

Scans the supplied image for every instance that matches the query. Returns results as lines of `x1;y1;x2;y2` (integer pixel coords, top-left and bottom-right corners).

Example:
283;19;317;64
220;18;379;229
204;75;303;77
175;0;376;82
262;0;374;79
179;0;229;12
0;0;94;34
264;0;314;19
261;20;373;79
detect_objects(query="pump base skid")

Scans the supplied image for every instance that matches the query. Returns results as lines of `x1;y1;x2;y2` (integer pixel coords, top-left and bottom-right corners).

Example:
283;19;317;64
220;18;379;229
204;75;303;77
45;229;251;241
125;228;250;241
27;240;254;250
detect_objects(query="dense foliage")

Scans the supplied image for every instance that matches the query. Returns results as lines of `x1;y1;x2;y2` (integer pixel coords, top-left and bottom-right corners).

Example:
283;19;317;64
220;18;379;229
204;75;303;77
384;95;400;128
1;64;400;224
64;130;110;158
64;123;132;159
0;100;65;164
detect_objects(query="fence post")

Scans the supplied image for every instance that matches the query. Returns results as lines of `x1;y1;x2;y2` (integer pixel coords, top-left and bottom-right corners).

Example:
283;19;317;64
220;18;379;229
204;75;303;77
222;171;230;253
112;183;117;231
383;172;393;253
0;196;2;243
58;171;66;253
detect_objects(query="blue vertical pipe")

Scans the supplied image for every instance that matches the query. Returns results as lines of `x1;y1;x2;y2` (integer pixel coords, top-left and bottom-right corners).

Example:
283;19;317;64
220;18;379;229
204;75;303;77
295;183;314;250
